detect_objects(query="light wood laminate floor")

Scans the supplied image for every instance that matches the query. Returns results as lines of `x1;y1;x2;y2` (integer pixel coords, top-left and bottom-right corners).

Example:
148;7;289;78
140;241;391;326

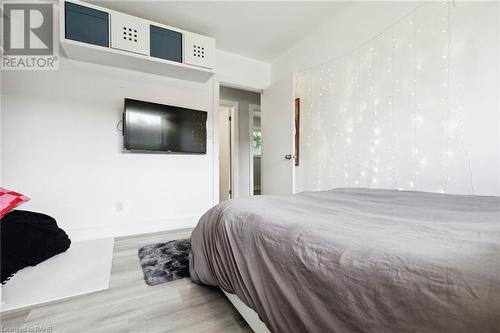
1;229;253;333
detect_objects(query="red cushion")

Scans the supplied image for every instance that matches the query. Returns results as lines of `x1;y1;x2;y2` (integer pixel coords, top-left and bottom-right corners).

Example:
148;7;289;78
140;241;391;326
0;188;30;219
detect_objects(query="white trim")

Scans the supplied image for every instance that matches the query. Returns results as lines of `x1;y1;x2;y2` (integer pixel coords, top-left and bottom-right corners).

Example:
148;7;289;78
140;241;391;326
249;104;261;196
220;99;239;199
223;291;271;333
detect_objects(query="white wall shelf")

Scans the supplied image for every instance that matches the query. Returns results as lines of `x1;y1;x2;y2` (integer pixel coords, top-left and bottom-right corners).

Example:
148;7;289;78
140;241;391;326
59;0;215;83
60;39;214;82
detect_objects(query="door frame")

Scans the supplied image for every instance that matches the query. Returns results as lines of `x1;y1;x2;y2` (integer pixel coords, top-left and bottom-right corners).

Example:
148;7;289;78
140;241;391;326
249;104;261;196
220;99;239;199
214;82;264;204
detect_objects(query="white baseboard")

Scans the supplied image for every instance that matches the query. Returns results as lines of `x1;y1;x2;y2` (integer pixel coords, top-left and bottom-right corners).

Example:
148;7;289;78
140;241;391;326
66;216;200;241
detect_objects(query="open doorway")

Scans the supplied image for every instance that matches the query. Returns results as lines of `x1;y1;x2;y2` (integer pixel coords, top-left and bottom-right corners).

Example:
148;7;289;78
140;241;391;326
219;86;261;202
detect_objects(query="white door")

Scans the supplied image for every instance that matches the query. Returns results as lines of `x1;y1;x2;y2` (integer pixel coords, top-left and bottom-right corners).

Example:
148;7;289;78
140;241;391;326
261;75;295;195
219;106;232;201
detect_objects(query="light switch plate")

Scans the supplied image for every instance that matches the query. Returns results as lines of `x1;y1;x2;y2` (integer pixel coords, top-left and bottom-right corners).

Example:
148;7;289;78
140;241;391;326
183;32;215;69
110;12;149;55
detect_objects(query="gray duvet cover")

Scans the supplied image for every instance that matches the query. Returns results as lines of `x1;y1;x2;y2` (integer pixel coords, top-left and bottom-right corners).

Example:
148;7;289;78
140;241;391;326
189;188;500;333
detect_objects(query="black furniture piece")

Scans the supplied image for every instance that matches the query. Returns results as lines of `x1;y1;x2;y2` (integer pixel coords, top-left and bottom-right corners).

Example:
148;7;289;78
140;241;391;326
1;210;71;285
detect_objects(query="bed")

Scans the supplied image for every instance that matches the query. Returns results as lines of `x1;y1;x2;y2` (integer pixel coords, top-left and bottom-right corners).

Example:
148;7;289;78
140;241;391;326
189;188;500;333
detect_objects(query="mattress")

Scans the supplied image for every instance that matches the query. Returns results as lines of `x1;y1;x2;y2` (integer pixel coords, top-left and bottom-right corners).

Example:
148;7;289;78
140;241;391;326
189;188;500;333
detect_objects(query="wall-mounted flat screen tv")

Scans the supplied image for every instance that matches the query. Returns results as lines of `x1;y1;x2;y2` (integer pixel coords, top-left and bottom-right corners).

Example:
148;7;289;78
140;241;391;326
123;98;207;154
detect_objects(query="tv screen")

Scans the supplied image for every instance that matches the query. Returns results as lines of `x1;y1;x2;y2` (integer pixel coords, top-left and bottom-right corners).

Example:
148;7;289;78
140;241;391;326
123;99;207;154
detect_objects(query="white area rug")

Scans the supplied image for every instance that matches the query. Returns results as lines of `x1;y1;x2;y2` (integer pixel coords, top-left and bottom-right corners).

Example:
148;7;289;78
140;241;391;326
1;238;114;312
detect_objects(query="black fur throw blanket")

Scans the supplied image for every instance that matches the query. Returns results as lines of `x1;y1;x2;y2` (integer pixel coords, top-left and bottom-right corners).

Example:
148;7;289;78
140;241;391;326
1;210;71;284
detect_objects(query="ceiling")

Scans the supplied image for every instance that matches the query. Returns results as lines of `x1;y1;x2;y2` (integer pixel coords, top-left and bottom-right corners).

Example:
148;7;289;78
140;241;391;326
88;1;349;62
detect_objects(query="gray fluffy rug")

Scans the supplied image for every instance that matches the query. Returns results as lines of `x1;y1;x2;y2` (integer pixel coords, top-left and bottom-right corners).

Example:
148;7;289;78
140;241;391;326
138;239;191;286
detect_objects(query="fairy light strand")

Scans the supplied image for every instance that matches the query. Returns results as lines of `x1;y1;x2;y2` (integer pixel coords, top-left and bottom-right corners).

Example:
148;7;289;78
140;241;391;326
294;1;475;194
389;27;398;189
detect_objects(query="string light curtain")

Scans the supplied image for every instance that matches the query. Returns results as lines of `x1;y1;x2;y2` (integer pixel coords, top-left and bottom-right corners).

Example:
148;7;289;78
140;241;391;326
294;2;494;195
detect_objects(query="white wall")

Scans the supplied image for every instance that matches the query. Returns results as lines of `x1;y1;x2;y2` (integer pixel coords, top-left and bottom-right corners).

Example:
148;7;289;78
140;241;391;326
1;58;215;239
272;2;419;82
498;2;500;195
217;50;270;91
1;47;270;240
271;1;500;196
